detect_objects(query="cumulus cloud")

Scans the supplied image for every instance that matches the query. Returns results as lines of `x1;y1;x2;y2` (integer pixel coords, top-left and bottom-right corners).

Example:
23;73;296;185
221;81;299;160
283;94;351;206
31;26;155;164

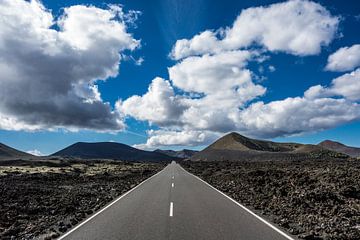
168;51;266;129
118;77;186;126
305;69;360;101
170;30;225;60
171;0;339;60
330;69;360;100
0;0;139;131
118;50;266;135
134;130;220;149
239;67;360;138
325;44;360;72
168;50;260;95
237;97;360;138
133;92;360;148
119;0;354;148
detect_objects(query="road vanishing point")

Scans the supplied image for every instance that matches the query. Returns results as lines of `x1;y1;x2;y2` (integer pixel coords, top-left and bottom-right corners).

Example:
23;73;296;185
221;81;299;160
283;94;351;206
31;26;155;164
59;161;295;240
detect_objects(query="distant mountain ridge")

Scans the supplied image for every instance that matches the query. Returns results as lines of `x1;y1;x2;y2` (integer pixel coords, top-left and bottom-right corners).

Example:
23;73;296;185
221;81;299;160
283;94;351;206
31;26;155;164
154;149;198;159
319;140;360;158
0;143;33;159
52;142;176;162
190;132;347;161
1;135;355;162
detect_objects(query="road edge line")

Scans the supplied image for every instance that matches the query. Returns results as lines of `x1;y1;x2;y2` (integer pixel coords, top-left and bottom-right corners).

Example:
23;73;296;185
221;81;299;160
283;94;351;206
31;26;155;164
180;165;296;240
58;164;167;240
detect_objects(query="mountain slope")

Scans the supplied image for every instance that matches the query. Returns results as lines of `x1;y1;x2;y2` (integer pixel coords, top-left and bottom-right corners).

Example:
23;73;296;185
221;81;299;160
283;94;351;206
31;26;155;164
52;142;175;162
0;143;33;159
154;149;198;159
190;132;347;161
207;132;302;152
319;140;360;158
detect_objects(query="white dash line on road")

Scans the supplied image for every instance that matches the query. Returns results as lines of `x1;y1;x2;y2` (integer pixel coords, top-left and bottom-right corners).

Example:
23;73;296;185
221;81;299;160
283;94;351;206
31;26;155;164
172;176;174;179
169;202;174;217
172;183;174;188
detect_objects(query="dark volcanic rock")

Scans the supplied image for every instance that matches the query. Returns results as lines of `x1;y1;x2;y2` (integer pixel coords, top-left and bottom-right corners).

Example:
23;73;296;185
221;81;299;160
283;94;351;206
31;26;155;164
0;143;33;160
319;140;360;158
182;159;360;240
154;149;198;159
52;142;176;162
0;160;164;239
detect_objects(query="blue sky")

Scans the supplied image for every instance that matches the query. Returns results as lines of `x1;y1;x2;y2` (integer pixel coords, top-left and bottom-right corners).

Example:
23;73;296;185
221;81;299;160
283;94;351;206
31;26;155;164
0;0;360;155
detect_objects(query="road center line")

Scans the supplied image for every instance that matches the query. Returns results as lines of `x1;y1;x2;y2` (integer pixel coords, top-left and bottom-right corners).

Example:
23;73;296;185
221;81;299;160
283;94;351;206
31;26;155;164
172;176;174;179
169;202;173;217
171;183;174;188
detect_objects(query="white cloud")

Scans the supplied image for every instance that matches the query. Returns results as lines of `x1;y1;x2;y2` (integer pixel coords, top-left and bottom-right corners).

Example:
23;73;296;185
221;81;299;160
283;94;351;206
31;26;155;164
117;77;186;126
119;0;358;148
237;97;360;138
269;65;276;72
0;115;44;131
134;130;220;149
171;0;339;60
168;50;266;115
305;69;360;101
325;44;360;72
304;85;330;99
27;149;43;156
168;51;266;132
58;5;139;51
330;69;360;100
170;30;225;60
118;50;266;134
121;68;360;147
0;0;139;132
135;57;144;66
241;68;360;138
168;50;260;95
133;91;360;147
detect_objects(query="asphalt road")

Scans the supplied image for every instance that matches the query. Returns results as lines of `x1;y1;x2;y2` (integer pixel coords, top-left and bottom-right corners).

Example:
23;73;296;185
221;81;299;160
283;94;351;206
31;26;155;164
59;161;295;240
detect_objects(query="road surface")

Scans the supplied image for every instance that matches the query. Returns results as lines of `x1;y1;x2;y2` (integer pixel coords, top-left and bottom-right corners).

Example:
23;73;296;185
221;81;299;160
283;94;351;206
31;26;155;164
59;162;295;240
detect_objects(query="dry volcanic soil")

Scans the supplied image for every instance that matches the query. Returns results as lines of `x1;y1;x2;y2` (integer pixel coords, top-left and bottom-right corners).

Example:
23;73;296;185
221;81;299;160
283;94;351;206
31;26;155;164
181;159;360;240
0;159;164;240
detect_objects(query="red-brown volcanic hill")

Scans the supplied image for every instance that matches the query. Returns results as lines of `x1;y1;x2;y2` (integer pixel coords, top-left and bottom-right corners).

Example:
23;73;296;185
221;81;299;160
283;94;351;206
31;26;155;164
319;140;360;158
190;132;347;161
